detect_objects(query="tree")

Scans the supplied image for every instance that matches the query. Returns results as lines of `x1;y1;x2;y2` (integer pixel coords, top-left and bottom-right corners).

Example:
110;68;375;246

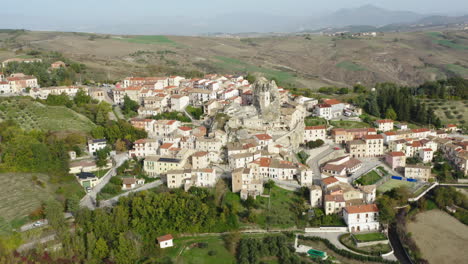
66;195;80;214
121;95;139;117
385;107;397;120
246;73;256;84
306;139;324;149
74;89;92;106
113;233;139;264
376;196;396;224
93;237;109;260
96;147;110;169
115;139;127;152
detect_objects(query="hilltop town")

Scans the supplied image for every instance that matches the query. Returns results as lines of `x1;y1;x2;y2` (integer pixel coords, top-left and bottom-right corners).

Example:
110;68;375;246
0;52;467;263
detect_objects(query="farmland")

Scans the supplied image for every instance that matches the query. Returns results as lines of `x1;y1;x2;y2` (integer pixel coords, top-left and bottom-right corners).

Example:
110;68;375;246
407;210;468;264
0;172;85;234
0;173;55;234
3;29;468;89
423;99;468;125
0;97;96;132
330;120;371;128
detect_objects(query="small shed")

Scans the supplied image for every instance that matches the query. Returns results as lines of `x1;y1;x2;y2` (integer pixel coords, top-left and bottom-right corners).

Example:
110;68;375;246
157;234;174;248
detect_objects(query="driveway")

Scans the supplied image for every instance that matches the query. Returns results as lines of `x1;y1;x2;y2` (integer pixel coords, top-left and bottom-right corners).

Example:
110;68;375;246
99;180;163;207
79;153;129;209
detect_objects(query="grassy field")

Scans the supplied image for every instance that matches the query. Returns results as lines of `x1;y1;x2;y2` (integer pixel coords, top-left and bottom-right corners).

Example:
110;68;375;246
377;179;415;193
352;232;387;242
305;117;327;126
255;186;300;229
0;97;96;132
0;172;84;234
355;171;381;185
340;234;391;255
330;120;371;128
299;239;383;264
445;64;468;76
423;99;468;126
427;32;468;50
0;173;54;234
213;56;296;84
166;236;236;264
115;35;176;45
407;210;468;264
336;61;367;71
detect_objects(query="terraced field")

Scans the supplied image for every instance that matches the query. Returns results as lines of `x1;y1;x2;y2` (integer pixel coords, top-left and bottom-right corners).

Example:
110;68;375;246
0;173;55;234
0;97;96;132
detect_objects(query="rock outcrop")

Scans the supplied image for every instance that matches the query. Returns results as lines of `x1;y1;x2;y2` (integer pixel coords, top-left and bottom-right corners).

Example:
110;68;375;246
252;77;281;121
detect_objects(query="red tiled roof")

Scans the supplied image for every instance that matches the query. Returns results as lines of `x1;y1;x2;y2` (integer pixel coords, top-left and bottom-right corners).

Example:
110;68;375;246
317;103;331;108
411;128;430;133
178;126;192;131
345;204;379;214
254;134;272;140
160;143;173;149
157;234;173;243
387;151;405;157
322;176;339;185
384;132;397;136
305;125;327;130
323;99;343;105
363;134;383;140
376;119;393;124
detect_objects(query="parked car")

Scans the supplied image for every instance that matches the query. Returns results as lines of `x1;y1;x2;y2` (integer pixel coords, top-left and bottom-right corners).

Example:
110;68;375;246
86;187;91;193
333;147;340;150
33;220;44;227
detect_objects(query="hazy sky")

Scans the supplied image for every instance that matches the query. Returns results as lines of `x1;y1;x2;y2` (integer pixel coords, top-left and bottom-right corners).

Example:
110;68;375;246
2;0;468;18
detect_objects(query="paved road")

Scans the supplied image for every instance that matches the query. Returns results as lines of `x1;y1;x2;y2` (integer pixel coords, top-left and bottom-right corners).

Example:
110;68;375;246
99;180;163;207
303;232;398;261
306;146;334;184
18;234;56;252
20;213;73;232
80;153;129;209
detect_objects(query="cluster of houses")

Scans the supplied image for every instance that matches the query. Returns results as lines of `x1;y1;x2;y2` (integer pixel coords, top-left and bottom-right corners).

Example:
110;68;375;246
0;72;38;94
310;176;380;232
111;75;250;117
0;58;69;94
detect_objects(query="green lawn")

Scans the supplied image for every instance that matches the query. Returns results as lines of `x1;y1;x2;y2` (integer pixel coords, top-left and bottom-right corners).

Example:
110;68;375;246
0;97;96;132
255;186;301;229
115;35;176;45
377;179;415;193
336;61;367;71
352;232;387;242
214;56;296;84
340;233;391;255
305;117;327;126
164;235;236;264
355;171;382;186
330;120;371;128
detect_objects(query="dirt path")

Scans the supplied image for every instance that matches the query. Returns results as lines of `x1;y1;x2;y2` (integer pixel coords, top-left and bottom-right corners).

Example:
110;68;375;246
407;210;468;264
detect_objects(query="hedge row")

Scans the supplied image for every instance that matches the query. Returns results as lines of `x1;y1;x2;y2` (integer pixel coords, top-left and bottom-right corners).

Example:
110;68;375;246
298;236;398;264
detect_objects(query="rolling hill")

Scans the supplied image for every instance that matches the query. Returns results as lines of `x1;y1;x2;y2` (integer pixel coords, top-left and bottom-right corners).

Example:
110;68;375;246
0;28;467;88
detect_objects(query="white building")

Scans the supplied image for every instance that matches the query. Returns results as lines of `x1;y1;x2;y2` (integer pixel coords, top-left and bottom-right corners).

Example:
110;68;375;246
343;204;380;232
0;81;12;94
88;139;107;155
314;104;332;120
129;138;159;158
157;234;174;248
374;119;394;132
418;148;434;163
170;94;190;111
304;125;327;142
310;185;323;208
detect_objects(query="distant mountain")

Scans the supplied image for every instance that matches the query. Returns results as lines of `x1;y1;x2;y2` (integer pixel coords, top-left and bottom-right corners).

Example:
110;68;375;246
415;15;468;25
305;4;425;29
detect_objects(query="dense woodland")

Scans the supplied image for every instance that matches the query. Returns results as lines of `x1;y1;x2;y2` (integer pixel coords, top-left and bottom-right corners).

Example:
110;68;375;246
358;83;442;127
2;188;239;263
